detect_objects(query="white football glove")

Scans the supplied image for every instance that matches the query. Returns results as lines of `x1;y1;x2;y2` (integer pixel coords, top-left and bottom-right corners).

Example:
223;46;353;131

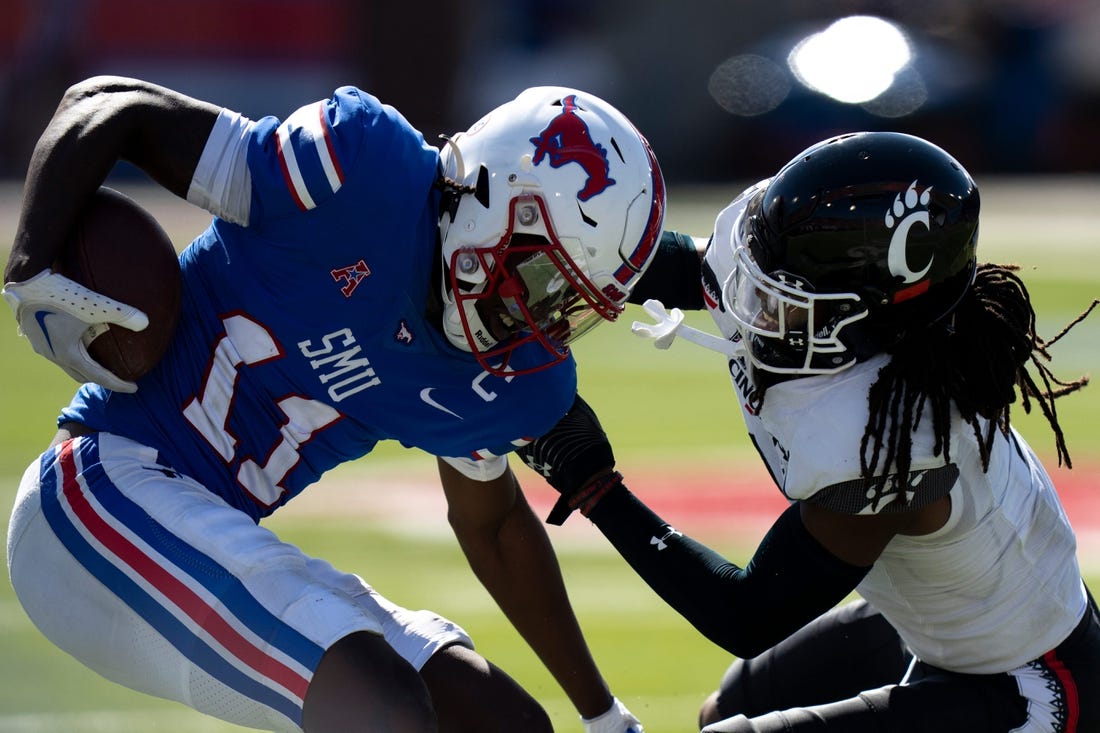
581;697;644;733
3;269;149;393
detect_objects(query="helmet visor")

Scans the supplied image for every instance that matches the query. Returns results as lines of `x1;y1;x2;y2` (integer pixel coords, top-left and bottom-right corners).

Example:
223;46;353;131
492;243;610;347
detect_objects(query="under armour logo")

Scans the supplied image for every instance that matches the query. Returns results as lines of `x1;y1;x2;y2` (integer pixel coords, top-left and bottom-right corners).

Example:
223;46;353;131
331;259;372;297
650;527;682;551
524;455;553;478
775;272;808;290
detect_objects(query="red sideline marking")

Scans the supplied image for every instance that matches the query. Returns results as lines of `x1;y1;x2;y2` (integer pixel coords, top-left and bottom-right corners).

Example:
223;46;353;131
527;462;1100;548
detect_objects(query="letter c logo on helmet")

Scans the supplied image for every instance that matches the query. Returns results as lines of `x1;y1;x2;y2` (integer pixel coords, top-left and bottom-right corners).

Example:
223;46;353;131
886;181;934;286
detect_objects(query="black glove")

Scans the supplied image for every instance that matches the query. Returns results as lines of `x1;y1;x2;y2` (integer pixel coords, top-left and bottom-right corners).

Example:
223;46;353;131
517;392;622;525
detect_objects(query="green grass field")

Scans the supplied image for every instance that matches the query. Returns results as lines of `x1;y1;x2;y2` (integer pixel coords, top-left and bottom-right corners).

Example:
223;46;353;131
0;180;1097;732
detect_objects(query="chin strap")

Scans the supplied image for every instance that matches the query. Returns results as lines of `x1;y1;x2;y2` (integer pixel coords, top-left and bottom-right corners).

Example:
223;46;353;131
438;134;467;182
630;299;743;358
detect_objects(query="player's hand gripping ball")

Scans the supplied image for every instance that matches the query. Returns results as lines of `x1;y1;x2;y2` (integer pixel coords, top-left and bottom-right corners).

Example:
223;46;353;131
54;187;182;382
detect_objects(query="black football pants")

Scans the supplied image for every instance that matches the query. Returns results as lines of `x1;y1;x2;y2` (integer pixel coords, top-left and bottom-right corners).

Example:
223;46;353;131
703;593;1100;733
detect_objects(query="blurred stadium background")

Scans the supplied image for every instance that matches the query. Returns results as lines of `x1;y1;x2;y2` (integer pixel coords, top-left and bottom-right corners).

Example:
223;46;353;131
1;1;1098;731
4;0;1100;181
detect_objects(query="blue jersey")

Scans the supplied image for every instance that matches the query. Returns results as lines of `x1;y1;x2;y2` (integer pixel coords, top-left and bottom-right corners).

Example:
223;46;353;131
61;87;577;520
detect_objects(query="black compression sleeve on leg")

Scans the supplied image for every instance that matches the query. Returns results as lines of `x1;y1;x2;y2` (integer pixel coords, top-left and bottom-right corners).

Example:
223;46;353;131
587;482;870;658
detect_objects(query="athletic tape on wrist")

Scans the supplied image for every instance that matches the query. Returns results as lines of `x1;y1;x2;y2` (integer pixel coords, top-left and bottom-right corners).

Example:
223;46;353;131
546;471;624;525
574;471;624;516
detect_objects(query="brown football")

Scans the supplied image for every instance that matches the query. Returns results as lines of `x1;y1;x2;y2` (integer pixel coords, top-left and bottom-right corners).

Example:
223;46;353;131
54;187;182;381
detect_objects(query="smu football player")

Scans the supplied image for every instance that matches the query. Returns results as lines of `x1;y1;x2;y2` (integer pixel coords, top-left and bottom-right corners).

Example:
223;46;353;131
3;77;663;733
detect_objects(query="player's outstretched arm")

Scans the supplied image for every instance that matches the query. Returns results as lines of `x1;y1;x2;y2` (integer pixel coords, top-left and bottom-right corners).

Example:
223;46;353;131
626;230;708;310
436;458;643;732
518;394;873;658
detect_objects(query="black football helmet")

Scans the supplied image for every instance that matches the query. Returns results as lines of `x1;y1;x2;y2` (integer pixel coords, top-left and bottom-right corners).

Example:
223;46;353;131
726;131;980;375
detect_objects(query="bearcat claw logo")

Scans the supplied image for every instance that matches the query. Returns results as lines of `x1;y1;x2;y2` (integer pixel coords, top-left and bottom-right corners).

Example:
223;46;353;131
530;95;615;201
885;181;934;302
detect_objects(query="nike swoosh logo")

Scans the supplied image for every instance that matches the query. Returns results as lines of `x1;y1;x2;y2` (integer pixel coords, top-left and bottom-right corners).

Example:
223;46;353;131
33;310;56;354
420;387;463;419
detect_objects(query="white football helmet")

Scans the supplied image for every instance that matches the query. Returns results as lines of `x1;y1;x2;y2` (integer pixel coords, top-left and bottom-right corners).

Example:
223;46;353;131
437;86;665;376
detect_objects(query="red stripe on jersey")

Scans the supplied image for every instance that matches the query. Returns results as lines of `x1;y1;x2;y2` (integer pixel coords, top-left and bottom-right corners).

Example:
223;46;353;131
316;103;345;185
57;442;311;701
275;131;309;212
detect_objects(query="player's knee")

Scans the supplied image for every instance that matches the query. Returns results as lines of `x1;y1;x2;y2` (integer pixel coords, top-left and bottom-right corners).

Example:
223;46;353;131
421;643;552;733
700;658;752;727
303;630;436;733
699;690;724;728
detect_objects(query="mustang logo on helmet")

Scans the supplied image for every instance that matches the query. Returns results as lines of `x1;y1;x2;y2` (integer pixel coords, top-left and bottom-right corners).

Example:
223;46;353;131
529;95;616;201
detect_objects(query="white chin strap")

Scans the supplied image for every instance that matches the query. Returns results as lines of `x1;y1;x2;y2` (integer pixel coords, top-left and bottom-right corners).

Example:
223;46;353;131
441;295;502;354
442;300;472;351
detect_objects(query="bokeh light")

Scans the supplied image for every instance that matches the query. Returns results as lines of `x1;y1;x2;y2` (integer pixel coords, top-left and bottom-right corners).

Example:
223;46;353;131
788;16;913;105
707;54;792;117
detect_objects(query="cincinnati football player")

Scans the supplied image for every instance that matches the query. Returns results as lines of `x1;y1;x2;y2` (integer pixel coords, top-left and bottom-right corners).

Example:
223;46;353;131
4;77;663;733
520;132;1099;733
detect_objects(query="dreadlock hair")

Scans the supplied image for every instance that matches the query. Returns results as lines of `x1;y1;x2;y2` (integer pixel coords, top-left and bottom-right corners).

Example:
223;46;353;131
860;263;1097;493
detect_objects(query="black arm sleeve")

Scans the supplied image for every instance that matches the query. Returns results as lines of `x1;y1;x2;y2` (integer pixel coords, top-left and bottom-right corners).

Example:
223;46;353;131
627;229;706;309
586;482;871;658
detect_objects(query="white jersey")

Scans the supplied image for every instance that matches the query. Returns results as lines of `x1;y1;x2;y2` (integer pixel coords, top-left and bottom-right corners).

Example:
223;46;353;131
702;194;1089;673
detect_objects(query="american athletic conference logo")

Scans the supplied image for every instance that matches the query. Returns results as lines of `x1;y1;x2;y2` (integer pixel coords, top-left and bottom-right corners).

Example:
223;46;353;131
885;181;934;302
529;95;615;201
331;259;371;297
